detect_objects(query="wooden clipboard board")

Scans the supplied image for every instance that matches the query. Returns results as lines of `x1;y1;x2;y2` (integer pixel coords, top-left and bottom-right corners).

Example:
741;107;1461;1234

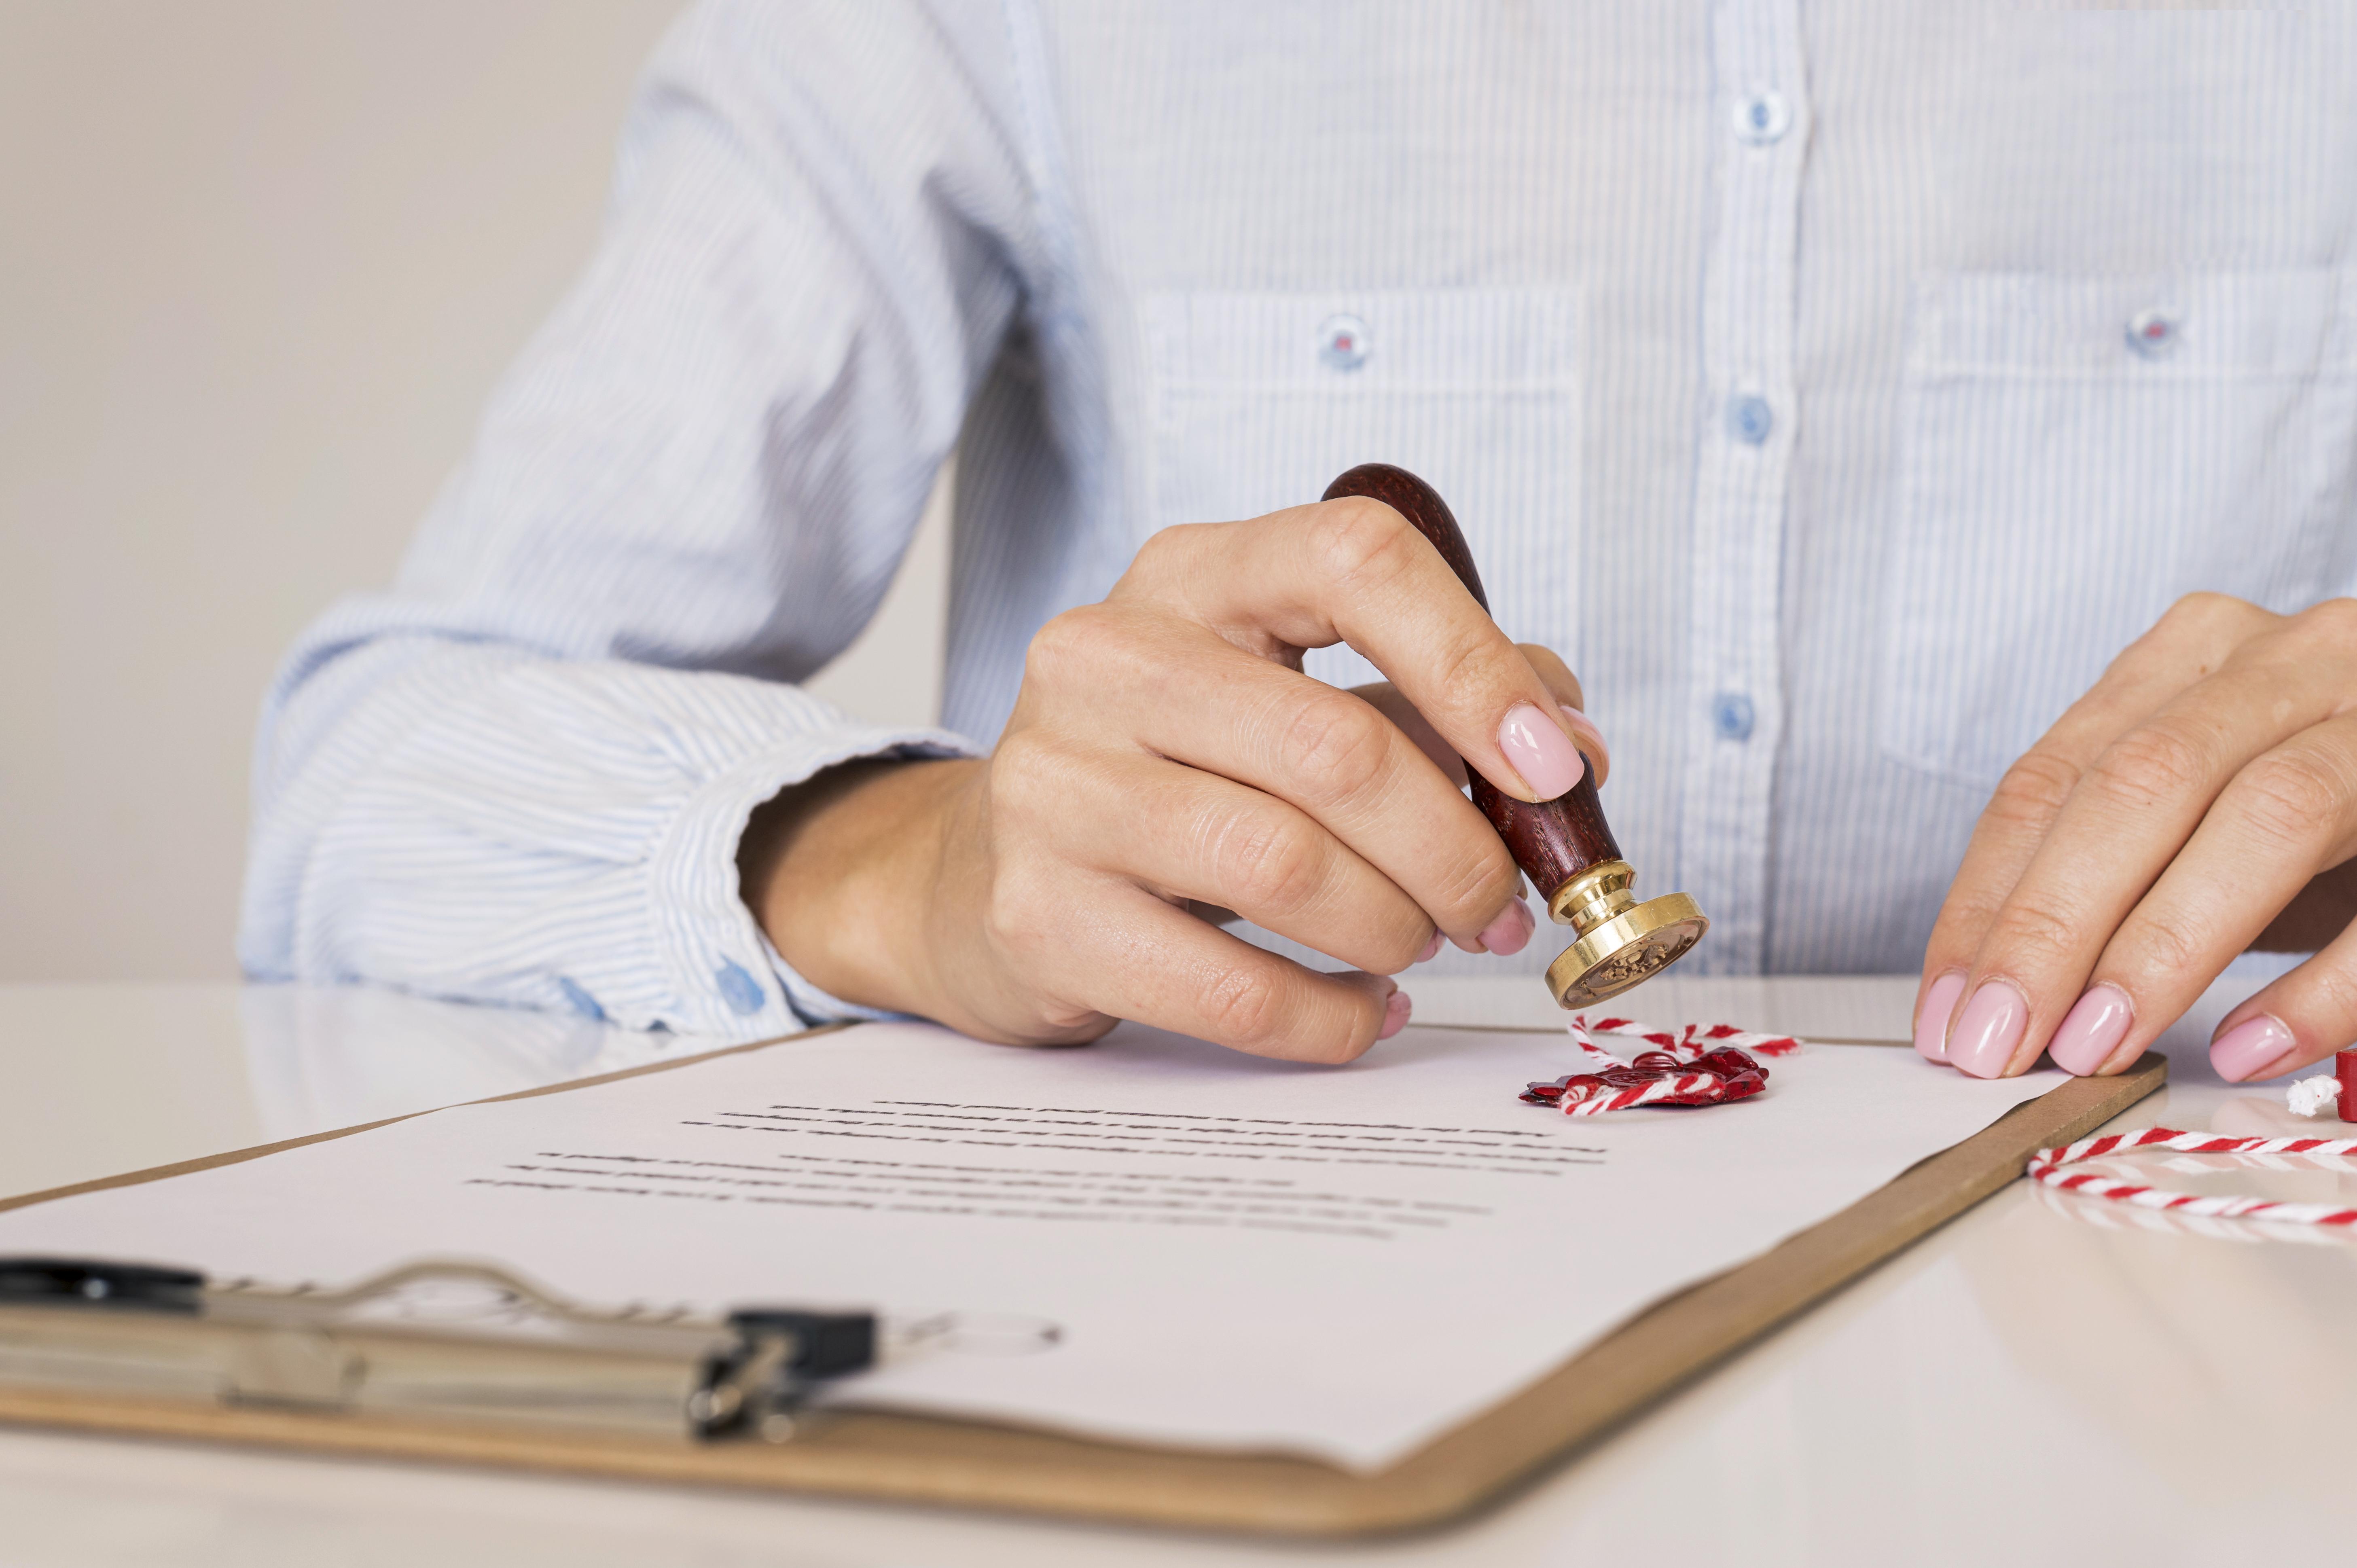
0;1030;2165;1538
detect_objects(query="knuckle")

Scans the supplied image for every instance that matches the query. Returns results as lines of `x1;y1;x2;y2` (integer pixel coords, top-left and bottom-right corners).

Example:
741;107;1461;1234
1432;841;1521;925
1122;521;1203;586
2162;590;2231;624
1419;620;1501;706
1352;803;1517;935
1985;750;2082;830
2227;751;2348;852
1213;810;1328;918
2086;725;2212;815
1023;605;1112;688
1129;523;1182;567
2295;596;2357;654
1982;900;2081;961
2138;591;2272;670
1200;965;1288;1051
2159;590;2257;635
2122;908;2207;985
1277;690;1393;804
1307;497;1417;587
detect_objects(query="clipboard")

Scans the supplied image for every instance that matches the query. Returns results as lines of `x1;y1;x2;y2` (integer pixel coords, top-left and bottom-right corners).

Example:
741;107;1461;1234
0;1028;2165;1538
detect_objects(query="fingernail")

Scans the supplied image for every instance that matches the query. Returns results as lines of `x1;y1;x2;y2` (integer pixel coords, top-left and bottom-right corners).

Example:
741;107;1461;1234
1417;930;1443;964
1478;899;1535;957
1497;703;1585;800
1560;706;1611;782
2048;984;2133;1076
1377;988;1413;1041
1913;971;1966;1063
1948;979;2029;1079
2211;1014;2298;1083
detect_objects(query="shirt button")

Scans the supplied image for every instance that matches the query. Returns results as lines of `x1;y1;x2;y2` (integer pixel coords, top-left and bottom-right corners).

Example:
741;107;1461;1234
1317;313;1371;372
715;960;767;1016
1730;90;1791;146
1726;394;1774;446
1713;693;1757;742
2126;309;2181;358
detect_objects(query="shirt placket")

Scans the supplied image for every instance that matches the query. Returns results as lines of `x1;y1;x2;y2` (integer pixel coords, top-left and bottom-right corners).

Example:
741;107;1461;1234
1680;0;1810;974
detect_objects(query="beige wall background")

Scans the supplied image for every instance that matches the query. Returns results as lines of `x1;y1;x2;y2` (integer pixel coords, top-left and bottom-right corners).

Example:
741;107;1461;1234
0;1;952;982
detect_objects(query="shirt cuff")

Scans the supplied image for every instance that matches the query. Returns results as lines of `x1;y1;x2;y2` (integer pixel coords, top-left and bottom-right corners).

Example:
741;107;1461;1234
646;726;980;1036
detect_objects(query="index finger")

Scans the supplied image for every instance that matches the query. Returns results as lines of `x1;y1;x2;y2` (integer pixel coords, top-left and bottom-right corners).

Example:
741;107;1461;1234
1121;500;1591;805
1352;642;1609;788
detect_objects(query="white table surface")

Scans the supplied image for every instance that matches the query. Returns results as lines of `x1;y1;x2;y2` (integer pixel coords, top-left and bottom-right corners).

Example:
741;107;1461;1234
0;976;2349;1566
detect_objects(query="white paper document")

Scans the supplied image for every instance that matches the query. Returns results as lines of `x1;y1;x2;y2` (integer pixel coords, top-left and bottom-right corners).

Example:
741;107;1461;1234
0;1019;2061;1469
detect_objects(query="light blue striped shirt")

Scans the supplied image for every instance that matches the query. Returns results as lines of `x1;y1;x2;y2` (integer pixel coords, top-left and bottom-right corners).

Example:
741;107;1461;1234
240;0;2357;1038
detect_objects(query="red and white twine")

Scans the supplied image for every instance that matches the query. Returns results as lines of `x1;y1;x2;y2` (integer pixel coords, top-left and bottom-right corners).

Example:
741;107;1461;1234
1562;1016;1802;1068
1521;1016;1801;1116
2026;1127;2357;1228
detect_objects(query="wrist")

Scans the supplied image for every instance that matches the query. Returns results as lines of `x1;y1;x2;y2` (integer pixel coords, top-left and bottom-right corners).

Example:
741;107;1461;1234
739;756;978;1018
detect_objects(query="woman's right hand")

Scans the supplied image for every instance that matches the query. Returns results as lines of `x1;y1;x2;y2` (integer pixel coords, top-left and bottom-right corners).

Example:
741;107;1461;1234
743;495;1606;1062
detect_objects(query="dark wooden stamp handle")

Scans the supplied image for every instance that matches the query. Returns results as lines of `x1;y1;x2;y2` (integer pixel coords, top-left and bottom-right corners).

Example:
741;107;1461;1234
1321;463;1621;905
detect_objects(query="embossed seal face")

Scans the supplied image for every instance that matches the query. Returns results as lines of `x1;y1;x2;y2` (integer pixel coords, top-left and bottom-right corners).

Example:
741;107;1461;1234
1546;905;1708;1010
1590;933;1690;990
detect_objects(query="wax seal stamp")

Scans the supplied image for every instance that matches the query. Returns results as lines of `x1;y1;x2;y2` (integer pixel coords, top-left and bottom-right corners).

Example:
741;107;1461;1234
1321;463;1709;1009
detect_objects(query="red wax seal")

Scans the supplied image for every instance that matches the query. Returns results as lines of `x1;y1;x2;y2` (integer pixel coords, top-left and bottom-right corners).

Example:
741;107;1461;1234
1521;1017;1798;1115
1521;1046;1771;1113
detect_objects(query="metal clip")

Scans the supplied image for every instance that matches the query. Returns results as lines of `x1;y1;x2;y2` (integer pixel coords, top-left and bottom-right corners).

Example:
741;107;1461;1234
1;1255;877;1442
694;1308;879;1442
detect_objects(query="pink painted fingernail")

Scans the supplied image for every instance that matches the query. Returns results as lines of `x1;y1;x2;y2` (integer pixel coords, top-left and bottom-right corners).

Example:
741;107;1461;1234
1477;899;1535;957
1914;971;1966;1064
1561;706;1611;782
1948;980;2029;1079
1417;930;1444;964
1377;988;1413;1041
2048;984;2133;1076
1497;703;1585;800
2211;1014;2298;1083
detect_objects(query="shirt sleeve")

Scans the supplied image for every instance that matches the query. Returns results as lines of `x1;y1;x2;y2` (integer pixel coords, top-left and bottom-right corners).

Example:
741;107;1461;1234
238;0;1043;1037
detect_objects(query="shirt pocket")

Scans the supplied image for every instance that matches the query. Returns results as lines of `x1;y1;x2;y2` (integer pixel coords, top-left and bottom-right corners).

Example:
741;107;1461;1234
1880;270;2357;790
1143;288;1584;692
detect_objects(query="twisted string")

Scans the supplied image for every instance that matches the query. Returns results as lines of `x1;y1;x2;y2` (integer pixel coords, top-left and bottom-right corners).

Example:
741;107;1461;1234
2026;1127;2357;1228
1562;1016;1802;1064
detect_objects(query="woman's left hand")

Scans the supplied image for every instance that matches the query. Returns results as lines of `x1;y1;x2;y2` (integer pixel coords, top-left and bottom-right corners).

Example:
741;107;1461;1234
1914;591;2357;1083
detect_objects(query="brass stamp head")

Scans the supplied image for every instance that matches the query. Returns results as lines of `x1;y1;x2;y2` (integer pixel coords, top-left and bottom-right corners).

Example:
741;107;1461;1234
1540;860;1709;1010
